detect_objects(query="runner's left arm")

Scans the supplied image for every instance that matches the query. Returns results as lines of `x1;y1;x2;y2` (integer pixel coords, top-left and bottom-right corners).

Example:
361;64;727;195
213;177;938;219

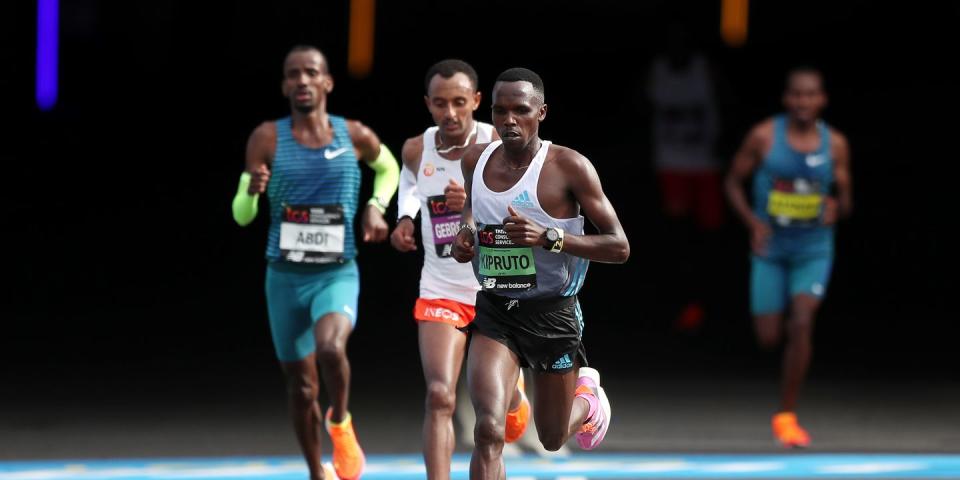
552;152;630;264
348;120;399;242
831;131;853;220
501;152;629;263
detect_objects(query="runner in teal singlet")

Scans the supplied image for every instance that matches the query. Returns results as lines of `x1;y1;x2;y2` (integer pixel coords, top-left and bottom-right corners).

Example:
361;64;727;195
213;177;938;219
231;45;399;480
724;67;853;448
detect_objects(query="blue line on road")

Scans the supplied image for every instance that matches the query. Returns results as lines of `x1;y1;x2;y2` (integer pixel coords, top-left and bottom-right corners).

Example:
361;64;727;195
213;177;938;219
2;453;959;479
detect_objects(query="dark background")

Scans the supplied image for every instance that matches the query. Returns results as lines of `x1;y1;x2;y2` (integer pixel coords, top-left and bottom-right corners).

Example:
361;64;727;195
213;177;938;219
2;0;957;401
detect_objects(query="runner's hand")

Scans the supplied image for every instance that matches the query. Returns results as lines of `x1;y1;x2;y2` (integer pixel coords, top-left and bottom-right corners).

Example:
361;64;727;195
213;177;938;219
248;164;270;194
453;227;475;263
749;217;772;256
362;204;389;243
503;205;546;247
822;196;838;226
390;217;417;252
444;179;466;212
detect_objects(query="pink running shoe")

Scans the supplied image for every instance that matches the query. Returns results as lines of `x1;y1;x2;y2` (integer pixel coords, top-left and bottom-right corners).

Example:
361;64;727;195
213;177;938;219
574;367;611;450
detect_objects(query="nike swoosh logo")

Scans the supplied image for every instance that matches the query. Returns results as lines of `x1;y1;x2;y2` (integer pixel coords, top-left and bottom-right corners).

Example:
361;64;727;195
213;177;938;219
805;155;826;167
324;147;348;160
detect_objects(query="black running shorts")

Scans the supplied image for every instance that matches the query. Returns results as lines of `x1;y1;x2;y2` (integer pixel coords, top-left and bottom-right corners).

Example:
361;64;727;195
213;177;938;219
470;291;588;374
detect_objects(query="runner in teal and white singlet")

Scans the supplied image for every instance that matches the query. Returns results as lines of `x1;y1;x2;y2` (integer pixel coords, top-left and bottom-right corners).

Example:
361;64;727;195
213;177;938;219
231;45;399;480
725;66;853;449
452;68;630;480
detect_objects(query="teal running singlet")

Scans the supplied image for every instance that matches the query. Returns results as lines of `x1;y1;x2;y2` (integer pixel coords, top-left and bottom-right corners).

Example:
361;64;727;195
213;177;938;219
265;115;361;263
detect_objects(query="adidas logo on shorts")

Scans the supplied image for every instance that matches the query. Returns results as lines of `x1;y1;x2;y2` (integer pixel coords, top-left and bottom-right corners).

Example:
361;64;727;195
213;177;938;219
552;353;573;370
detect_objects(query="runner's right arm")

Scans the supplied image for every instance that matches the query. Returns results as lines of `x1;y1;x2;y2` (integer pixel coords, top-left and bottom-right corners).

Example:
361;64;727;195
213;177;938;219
452;144;485;263
232;122;276;226
390;136;423;252
724;121;772;254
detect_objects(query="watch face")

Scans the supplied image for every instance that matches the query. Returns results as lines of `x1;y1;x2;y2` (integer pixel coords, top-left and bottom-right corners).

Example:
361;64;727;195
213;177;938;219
546;229;559;242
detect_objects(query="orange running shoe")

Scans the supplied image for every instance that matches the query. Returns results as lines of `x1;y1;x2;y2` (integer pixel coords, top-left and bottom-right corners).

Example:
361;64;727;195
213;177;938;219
324;409;366;480
772;411;811;448
504;370;531;443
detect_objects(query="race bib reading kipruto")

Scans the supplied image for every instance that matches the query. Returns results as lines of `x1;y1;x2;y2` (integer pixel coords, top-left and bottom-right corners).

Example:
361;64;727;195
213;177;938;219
477;224;536;292
766;178;823;227
427;195;461;258
279;204;345;264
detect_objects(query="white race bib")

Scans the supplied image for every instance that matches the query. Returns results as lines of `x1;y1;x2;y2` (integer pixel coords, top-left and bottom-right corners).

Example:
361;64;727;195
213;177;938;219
279;204;345;264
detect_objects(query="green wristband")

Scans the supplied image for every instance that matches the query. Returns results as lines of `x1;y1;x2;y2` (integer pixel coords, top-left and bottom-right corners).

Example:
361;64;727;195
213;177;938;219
232;172;259;226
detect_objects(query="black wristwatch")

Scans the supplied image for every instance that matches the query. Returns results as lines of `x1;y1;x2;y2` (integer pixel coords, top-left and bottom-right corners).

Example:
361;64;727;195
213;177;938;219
543;227;564;253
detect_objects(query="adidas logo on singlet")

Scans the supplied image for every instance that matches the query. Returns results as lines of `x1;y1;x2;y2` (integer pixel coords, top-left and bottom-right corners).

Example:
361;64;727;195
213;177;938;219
511;190;535;209
552;353;573;370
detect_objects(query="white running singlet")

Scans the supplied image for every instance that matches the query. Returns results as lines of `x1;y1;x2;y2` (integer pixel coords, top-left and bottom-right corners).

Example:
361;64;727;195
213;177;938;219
470;140;588;300
414;123;494;305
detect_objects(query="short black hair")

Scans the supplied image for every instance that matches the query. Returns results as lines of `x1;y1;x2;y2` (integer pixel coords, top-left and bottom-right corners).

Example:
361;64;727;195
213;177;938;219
285;45;328;74
495;67;545;103
785;65;824;91
424;59;479;94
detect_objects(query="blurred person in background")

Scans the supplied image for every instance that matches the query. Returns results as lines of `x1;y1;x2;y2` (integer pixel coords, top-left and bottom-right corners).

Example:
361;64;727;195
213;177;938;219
724;66;852;448
645;24;728;333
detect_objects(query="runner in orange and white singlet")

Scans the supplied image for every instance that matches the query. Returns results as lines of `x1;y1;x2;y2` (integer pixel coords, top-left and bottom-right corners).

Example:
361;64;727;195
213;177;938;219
390;59;529;480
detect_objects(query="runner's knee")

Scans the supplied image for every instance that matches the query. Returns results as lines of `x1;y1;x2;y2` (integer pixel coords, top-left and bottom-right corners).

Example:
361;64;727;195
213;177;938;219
473;412;505;449
754;314;783;350
285;373;318;407
425;381;456;416
314;341;346;366
786;316;814;343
